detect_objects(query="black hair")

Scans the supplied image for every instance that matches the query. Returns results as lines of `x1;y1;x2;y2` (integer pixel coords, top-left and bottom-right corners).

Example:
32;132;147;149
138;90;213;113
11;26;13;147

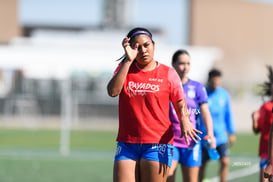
208;68;222;80
116;27;154;62
259;65;273;97
171;49;190;65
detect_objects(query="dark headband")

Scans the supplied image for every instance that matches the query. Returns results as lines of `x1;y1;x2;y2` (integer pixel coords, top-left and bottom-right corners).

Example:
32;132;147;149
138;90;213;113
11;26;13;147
129;30;152;39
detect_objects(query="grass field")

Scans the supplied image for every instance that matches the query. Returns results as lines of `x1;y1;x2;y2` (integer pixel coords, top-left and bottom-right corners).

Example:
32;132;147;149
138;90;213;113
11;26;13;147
0;128;260;182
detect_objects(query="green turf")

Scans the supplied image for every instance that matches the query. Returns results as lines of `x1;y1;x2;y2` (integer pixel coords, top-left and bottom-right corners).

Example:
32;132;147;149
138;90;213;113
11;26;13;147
0;129;261;182
0;156;113;182
229;133;260;155
0;129;117;150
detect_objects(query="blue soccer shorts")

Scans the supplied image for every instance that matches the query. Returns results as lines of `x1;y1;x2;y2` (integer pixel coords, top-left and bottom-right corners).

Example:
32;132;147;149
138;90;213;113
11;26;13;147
172;142;202;167
202;143;229;163
114;141;174;167
260;159;268;169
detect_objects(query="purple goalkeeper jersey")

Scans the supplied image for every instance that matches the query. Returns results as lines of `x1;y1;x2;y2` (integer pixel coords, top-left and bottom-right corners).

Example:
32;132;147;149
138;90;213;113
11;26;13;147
169;79;208;148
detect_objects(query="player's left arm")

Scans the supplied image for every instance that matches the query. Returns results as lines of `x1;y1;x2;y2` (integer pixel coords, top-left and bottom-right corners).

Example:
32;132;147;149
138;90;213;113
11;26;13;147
200;103;216;148
174;99;202;145
198;84;216;148
225;94;236;146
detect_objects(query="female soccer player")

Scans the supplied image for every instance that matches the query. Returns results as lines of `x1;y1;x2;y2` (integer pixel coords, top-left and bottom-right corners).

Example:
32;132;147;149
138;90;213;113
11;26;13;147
107;28;201;182
252;65;273;182
167;49;215;182
264;108;273;182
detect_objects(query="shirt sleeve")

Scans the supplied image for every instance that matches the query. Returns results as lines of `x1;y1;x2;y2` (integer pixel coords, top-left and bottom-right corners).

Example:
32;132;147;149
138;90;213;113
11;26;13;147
168;68;184;104
113;62;123;77
196;83;208;106
225;93;236;134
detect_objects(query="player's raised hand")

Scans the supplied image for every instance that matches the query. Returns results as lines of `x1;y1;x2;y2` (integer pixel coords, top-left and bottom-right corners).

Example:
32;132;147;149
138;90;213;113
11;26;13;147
122;37;138;63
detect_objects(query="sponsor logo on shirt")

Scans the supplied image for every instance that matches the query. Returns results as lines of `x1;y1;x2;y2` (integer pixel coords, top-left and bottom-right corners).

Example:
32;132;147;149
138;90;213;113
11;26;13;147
127;81;160;96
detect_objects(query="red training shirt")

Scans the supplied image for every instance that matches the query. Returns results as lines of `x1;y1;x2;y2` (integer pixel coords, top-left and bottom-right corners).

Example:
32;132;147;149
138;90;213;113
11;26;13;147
257;101;273;159
114;61;184;144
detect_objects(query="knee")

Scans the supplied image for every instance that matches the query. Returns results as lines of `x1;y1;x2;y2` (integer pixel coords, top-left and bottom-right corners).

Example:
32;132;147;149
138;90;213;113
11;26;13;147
168;161;177;177
168;168;176;177
221;157;230;167
167;169;176;182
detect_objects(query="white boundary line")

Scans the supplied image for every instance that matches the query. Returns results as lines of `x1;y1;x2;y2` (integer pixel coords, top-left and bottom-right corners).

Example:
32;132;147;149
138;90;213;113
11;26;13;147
208;163;259;182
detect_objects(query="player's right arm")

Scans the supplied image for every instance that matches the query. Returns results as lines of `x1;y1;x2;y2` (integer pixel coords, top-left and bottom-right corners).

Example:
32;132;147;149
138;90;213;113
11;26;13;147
107;38;137;97
107;61;132;97
252;110;260;134
252;105;266;134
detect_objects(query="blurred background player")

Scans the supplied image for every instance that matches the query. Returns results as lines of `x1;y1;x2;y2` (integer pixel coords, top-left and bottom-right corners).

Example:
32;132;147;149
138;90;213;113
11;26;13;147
263;106;273;182
198;69;236;182
252;65;273;182
107;27;201;182
167;49;215;182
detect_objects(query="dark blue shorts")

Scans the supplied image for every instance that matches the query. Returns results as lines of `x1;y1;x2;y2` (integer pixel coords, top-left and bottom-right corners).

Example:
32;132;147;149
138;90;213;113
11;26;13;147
173;143;202;167
114;142;174;167
202;143;229;162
